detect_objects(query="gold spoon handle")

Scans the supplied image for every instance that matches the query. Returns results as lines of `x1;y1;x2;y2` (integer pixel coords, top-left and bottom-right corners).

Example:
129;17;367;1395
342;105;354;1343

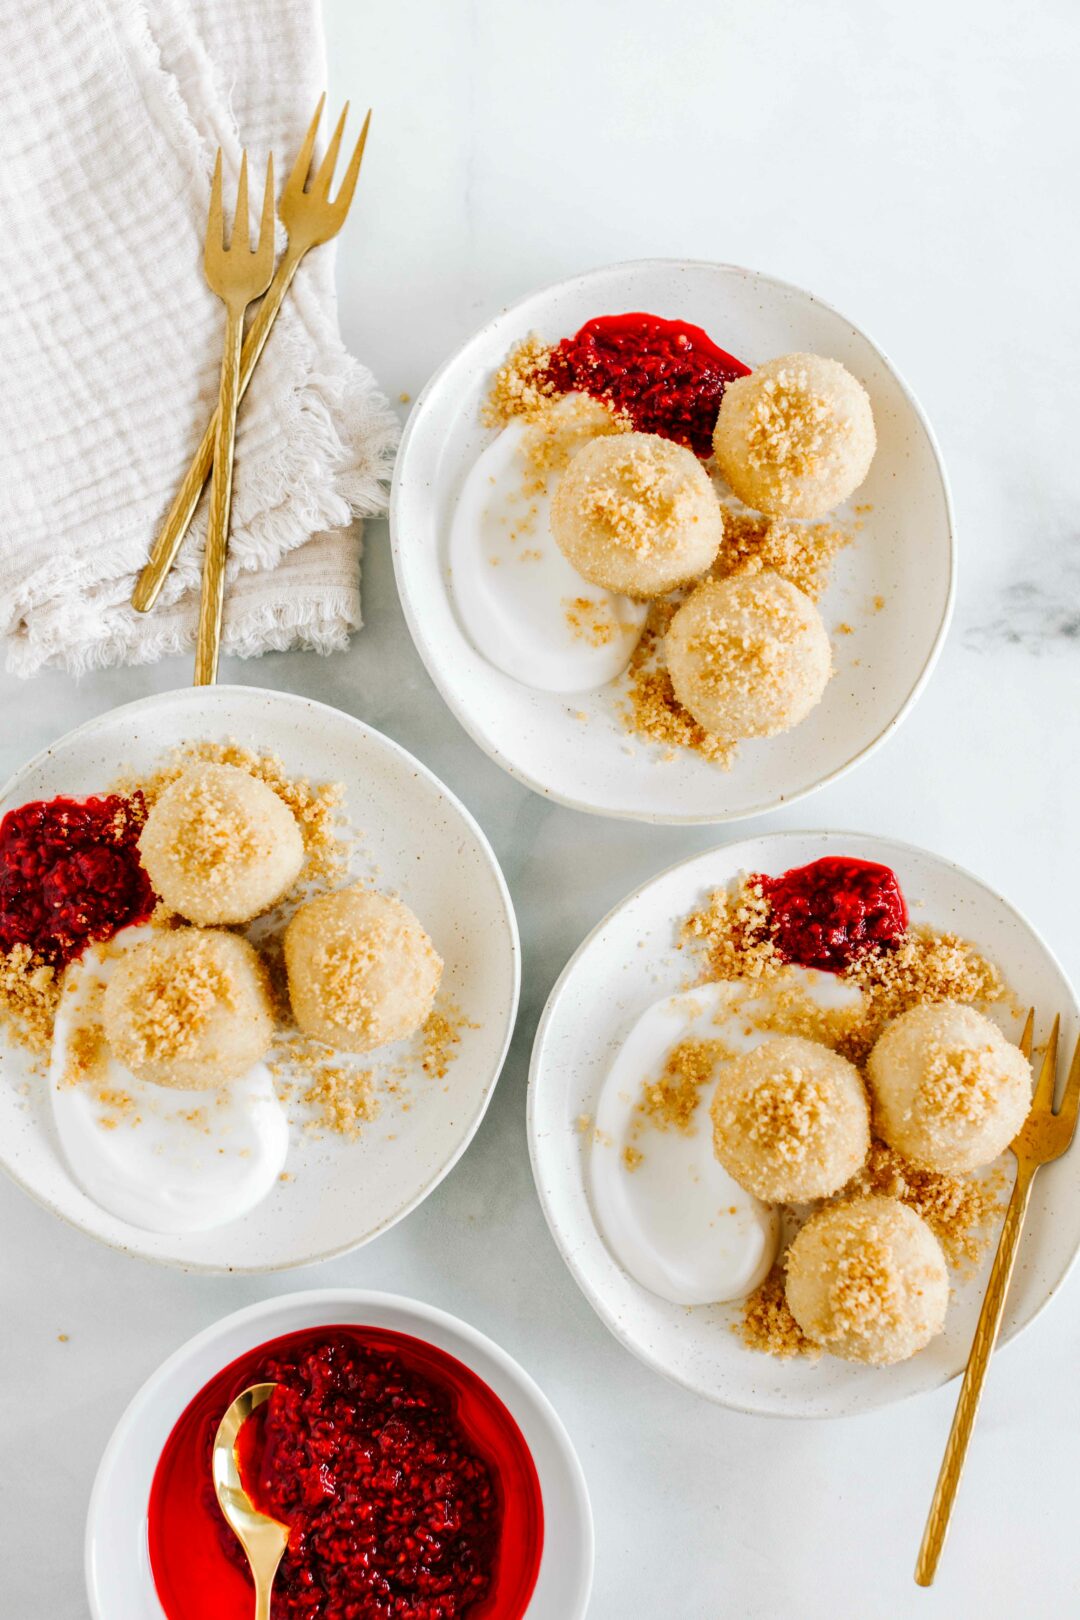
132;244;304;614
254;1576;274;1620
915;1162;1036;1585
194;304;244;685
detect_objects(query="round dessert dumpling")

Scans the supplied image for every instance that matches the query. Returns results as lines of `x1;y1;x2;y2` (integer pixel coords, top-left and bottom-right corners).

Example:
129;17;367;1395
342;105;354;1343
713;354;876;519
549;431;722;597
102;928;274;1089
785;1196;949;1365
285;885;443;1054
666;572;831;741
866;1001;1031;1173
709;1035;869;1203
139;761;304;926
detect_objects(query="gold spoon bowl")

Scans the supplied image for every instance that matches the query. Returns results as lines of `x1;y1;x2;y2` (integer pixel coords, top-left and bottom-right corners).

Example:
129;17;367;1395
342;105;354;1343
212;1382;288;1620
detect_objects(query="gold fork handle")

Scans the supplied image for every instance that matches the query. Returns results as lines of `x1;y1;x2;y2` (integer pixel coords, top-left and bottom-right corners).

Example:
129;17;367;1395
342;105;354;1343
132;242;305;614
915;1161;1036;1586
194;304;245;686
254;1576;273;1620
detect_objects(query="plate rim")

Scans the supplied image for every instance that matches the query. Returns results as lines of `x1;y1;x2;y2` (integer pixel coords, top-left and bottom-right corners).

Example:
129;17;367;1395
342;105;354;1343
526;826;1080;1418
84;1286;595;1620
0;684;521;1274
389;255;958;824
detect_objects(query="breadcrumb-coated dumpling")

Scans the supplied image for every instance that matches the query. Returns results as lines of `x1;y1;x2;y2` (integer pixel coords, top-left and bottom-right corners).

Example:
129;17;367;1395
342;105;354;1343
285;885;443;1054
867;1001;1031;1174
710;1035;869;1203
785;1196;948;1365
139;762;304;926
102;928;273;1089
713;354;875;520
666;572;831;741
550;431;722;598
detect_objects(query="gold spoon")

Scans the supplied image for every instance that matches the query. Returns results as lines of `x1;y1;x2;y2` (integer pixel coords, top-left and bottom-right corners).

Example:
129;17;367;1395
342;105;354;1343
213;1381;288;1620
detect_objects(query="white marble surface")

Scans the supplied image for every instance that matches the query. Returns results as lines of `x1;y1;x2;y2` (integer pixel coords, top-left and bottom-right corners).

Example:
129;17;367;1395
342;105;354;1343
4;1;1080;1614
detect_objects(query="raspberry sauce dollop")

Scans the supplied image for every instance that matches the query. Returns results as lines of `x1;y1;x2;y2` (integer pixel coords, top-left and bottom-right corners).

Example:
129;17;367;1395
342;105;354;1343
756;856;908;973
148;1327;544;1620
544;312;750;457
0;793;155;967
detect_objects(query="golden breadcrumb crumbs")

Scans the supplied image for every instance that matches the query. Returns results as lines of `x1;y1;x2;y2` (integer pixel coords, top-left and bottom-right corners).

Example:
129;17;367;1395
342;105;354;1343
115;939;234;1065
622;1144;644;1172
917;1041;1001;1125
843;1140;1005;1273
739;1069;830;1165
713;509;849;603
62;1022;108;1088
0;945;60;1054
634;1038;730;1134
518;392;627;496
575;1113;594;1135
736;1265;820;1360
620;604;738;768
564;596;619;647
826;1234;901;1337
118;740;346;887
745;366;849;486
482;334;557;427
421;1000;479;1080
573;440;702;559
301;1058;380;1140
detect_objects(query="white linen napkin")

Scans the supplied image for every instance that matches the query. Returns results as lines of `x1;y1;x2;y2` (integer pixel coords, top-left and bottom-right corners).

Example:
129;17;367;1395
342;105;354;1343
0;0;398;677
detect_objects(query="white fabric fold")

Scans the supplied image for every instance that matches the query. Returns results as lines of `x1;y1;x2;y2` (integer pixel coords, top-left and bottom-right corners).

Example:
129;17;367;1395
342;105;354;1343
0;0;397;677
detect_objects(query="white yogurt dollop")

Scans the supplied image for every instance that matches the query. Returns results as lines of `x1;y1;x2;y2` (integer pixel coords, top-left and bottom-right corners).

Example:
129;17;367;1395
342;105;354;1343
589;971;866;1306
49;928;288;1233
449;405;647;692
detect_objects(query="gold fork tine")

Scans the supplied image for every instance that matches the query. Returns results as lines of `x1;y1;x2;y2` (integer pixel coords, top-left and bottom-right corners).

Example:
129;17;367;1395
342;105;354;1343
233;150;249;249
330;110;371;219
311;101;349;198
1032;1013;1060;1113
132;98;372;615
257;153;275;259
1018;1007;1035;1059
1056;1035;1080;1132
207;149;225;253
287;92;326;194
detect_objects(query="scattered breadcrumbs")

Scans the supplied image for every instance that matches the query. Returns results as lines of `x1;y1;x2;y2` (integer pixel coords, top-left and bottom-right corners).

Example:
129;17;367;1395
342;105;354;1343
622;1144;644;1172
94;1086;140;1131
109;937;235;1067
735;1265;820;1360
482;334;558;427
843;1140;1005;1273
620;603;738;768
117;739;346;887
744;364;852;489
518;392;627;494
633;1038;730;1136
300;1056;380;1140
713;510;850;602
564;596;618;647
674;873;1015;1357
421;1000;479;1080
61;1021;108;1088
0;944;60;1054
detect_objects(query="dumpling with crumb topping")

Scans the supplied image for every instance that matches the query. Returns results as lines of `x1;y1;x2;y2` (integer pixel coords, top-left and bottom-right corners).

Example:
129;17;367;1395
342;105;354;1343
138;761;304;926
102;928;274;1089
284;885;443;1054
867;1001;1031;1173
665;572;831;742
710;1035;869;1202
550;431;722;597
713;354;875;520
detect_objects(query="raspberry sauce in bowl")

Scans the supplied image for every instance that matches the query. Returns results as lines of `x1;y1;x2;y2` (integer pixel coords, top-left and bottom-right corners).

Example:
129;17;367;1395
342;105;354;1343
544;312;750;457
757;855;909;972
148;1326;544;1620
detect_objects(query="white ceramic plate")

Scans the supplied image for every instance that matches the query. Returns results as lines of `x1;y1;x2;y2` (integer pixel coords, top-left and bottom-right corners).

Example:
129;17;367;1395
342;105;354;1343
0;686;519;1271
85;1289;593;1620
528;830;1080;1418
391;259;955;823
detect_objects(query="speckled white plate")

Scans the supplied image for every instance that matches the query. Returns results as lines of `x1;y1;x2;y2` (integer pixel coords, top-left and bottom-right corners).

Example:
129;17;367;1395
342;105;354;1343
528;830;1080;1417
390;259;955;823
0;686;519;1271
85;1289;593;1620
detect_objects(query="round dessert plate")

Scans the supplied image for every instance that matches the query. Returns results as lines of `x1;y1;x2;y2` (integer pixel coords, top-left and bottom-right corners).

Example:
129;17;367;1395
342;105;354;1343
0;686;519;1270
86;1289;592;1620
528;830;1080;1418
391;258;955;823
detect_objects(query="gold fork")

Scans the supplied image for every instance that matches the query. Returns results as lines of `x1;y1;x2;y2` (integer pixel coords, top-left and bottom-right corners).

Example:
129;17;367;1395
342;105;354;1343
193;150;276;685
915;1009;1080;1585
132;97;371;615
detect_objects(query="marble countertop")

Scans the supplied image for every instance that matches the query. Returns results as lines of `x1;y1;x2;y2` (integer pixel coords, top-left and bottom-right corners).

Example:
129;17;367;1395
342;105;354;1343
4;1;1079;1615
